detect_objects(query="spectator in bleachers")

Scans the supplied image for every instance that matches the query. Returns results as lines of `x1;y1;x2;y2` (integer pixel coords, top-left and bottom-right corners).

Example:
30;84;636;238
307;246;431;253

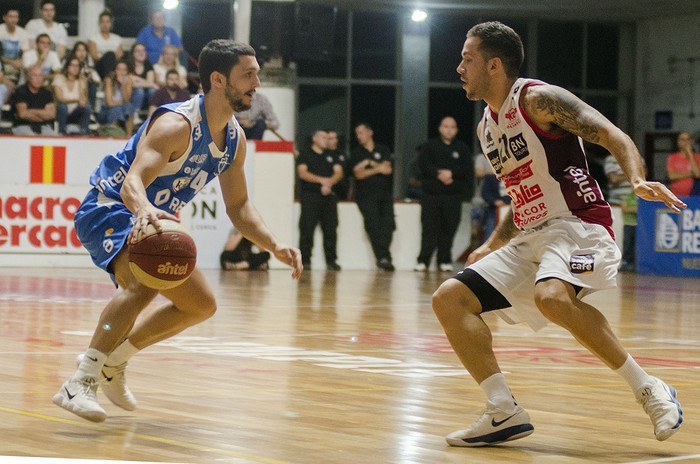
0;65;8;118
88;10;123;79
667;131;700;197
235;92;279;140
21;33;61;83
10;64;56;135
25;1;67;59
604;154;632;206
136;10;183;66
153;45;187;89
147;69;190;116
52;56;91;135
69;41;101;109
98;61;133;137
127;43;158;122
0;7;30;90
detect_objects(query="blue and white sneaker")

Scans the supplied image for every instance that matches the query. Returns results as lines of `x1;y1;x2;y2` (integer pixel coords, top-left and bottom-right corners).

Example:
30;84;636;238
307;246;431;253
636;377;683;441
446;402;534;447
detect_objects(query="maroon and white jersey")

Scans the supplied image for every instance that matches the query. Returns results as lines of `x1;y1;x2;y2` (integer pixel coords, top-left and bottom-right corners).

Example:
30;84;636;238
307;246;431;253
478;78;613;235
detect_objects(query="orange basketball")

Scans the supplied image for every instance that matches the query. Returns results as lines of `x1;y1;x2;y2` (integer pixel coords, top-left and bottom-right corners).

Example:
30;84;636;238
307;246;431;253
128;219;197;290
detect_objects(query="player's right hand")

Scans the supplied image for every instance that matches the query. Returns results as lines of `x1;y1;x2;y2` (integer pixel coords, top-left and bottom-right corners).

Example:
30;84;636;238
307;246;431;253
128;206;180;244
633;181;687;213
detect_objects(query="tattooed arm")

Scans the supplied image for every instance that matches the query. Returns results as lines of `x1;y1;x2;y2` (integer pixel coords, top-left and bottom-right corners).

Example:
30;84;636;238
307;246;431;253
521;84;685;213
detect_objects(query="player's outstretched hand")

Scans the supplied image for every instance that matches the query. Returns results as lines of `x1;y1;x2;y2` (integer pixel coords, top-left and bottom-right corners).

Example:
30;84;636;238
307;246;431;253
274;244;303;279
128;206;180;244
633;181;687;213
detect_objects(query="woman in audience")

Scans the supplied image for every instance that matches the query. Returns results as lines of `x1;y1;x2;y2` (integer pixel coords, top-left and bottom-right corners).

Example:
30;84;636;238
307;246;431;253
98;61;133;137
153;45;187;89
88;10;123;79
127;42;158;121
52;56;91;135
69;41;101;109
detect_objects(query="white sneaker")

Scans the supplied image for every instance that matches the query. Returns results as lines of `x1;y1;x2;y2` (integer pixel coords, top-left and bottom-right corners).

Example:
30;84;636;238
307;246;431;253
413;262;427;272
52;376;106;422
635;377;683;440
446;403;534;447
77;353;138;411
439;263;454;272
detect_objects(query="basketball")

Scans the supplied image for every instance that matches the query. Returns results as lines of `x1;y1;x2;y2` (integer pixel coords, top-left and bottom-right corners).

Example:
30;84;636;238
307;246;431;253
128;219;197;290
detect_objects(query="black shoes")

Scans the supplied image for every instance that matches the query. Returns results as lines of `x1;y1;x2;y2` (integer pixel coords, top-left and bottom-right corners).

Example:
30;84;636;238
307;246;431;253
326;262;342;271
377;258;395;271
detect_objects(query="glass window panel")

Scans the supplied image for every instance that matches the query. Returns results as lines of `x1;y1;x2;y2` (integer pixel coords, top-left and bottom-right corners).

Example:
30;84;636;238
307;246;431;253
537;22;583;88
350;85;396;150
295;7;349;78
428;87;478;149
352;11;397;79
298;85;348;149
587;24;619;90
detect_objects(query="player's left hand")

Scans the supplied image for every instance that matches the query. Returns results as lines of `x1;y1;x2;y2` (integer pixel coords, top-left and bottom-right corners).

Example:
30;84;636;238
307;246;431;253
633;181;687;213
273;244;303;279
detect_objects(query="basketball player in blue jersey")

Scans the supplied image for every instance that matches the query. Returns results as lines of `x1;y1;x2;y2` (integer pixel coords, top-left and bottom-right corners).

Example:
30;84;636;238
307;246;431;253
53;40;303;422
432;22;685;446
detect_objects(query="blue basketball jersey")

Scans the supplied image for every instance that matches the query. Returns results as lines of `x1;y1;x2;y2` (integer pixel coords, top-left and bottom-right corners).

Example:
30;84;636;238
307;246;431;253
89;94;239;215
75;94;240;279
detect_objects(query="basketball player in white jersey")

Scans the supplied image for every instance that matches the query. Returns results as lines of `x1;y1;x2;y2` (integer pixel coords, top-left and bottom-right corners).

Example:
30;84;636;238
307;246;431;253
52;40;303;422
433;22;685;447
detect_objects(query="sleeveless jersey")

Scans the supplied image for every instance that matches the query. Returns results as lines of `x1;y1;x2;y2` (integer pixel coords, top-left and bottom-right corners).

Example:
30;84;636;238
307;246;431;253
89;94;239;215
478;78;613;234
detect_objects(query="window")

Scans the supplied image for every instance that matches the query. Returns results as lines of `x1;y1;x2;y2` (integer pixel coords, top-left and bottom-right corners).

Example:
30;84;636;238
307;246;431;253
429;14;478;83
428;88;478;148
296;8;349;78
298;85;348;149
587;24;619;90
537;21;584;88
352;11;397;79
350;85;395;150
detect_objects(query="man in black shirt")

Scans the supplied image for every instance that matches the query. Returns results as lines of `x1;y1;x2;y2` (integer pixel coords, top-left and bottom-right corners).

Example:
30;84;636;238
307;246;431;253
416;116;473;271
11;65;56;135
327;130;350;201
296;129;343;270
350;122;395;271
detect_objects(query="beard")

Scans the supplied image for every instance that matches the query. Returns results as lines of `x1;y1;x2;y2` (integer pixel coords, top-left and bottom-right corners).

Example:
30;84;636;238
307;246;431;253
225;84;251;112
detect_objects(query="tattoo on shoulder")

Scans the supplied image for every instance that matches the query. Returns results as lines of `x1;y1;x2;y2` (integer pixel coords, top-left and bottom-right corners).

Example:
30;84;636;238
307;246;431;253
530;87;602;143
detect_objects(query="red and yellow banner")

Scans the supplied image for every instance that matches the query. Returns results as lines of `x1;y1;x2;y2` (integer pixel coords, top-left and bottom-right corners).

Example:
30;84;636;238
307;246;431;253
30;145;66;184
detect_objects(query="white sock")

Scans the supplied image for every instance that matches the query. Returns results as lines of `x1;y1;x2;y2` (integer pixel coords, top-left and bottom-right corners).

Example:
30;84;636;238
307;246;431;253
106;340;140;366
72;348;107;381
615;354;653;391
480;373;516;411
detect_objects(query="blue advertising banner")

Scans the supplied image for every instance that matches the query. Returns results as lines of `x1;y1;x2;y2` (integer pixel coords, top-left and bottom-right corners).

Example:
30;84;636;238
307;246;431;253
637;197;700;277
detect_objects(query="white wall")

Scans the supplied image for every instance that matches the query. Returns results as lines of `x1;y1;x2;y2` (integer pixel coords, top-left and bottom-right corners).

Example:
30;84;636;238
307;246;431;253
635;13;700;137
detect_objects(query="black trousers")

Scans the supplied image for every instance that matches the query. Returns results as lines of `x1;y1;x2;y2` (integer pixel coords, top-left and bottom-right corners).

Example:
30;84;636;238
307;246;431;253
356;192;395;262
417;193;463;265
299;190;338;264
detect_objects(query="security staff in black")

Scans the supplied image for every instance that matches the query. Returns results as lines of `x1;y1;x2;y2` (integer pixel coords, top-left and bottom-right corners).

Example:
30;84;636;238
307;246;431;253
350;122;395;271
297;130;343;270
416;116;474;271
327;130;351;200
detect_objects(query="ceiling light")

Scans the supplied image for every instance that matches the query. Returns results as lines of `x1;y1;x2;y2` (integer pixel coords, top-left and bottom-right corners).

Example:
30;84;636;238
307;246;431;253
163;0;179;10
411;9;427;22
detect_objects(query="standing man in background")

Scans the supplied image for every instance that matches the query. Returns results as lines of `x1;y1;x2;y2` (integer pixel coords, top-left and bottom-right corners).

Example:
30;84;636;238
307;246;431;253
297;130;343;270
415;116;473;272
351;123;396;271
327;130;351;200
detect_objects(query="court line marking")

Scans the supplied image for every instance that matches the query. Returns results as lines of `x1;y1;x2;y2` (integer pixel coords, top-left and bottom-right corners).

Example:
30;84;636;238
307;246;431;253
624;455;700;464
0;406;293;464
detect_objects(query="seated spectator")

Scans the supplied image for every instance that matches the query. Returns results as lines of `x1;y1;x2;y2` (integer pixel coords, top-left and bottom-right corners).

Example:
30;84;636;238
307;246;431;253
69;41;101;109
25;1;67;59
667;131;700;197
148;69;190;115
98;61;133;136
88;10;123;79
52;56;91;135
604;154;632;205
10;65;56;135
220;229;271;271
0;7;30;89
127;42;157;120
0;65;7;119
480;172;511;239
234;92;279;140
21;33;61;83
153;45;187;89
136;10;183;66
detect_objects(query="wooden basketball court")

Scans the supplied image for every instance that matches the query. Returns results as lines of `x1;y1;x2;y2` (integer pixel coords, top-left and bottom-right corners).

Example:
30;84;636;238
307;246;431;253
0;267;698;463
